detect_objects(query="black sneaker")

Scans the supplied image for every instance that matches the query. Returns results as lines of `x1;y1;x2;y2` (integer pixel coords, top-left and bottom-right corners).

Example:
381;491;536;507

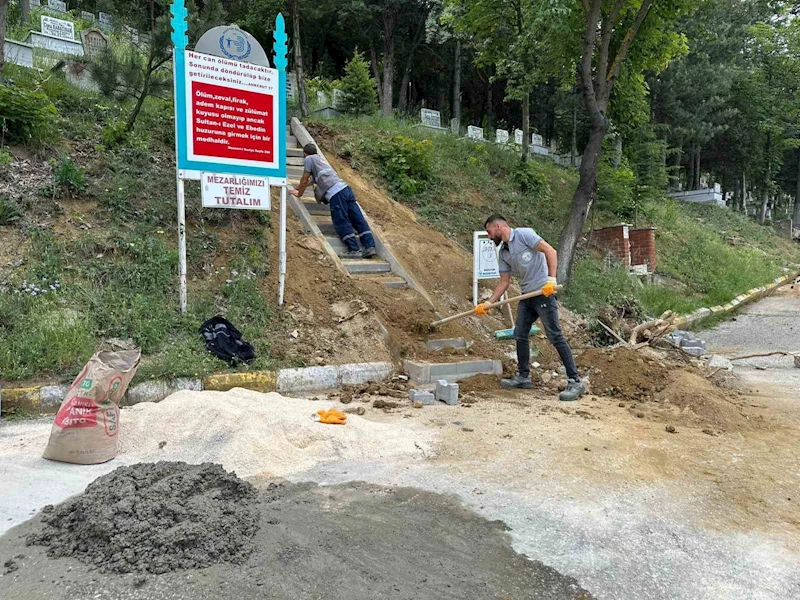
559;379;585;402
362;247;377;259
500;374;533;389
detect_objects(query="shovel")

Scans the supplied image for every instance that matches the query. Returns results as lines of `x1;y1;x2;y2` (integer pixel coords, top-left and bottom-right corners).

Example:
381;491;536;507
429;285;562;329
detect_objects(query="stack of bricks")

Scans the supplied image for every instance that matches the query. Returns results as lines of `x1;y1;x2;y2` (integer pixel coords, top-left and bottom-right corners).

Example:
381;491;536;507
628;228;656;272
588;225;631;267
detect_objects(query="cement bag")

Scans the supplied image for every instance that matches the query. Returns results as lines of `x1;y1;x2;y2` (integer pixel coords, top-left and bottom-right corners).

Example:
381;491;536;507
43;348;141;465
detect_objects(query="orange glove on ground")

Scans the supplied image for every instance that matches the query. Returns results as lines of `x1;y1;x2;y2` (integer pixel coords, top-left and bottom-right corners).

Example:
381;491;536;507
542;277;558;297
316;409;347;425
474;302;491;316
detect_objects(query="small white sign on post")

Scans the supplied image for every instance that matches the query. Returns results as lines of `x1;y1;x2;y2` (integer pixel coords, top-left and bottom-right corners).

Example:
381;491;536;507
514;129;524;145
496;130;509;145
473;231;501;307
41;16;75;41
420;108;442;129
47;0;67;12
467;125;484;140
201;173;271;210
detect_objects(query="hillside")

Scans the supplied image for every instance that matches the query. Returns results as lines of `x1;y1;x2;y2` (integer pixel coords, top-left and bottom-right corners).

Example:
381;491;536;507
2;68;799;387
309;117;800;322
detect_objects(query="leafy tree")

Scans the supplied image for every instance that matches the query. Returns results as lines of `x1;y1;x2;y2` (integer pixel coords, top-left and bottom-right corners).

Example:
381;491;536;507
341;49;378;114
0;0;8;82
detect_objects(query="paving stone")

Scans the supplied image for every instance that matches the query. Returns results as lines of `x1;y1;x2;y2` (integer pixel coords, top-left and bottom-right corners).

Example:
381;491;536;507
435;380;459;405
408;389;436;405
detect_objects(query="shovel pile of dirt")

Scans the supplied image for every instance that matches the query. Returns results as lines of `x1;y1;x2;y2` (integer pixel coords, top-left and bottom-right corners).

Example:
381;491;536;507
577;347;671;401
25;462;259;574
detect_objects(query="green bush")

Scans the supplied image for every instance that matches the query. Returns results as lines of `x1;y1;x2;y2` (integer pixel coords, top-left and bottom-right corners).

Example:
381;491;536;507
53;155;86;193
0;149;13;167
0;196;23;225
510;161;552;200
596;160;637;219
341;50;377;116
101;120;130;148
0;85;58;146
369;135;433;196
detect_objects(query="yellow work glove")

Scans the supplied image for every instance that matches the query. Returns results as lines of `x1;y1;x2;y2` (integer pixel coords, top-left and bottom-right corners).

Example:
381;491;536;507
542;277;558;297
316;409;347;425
474;302;491;316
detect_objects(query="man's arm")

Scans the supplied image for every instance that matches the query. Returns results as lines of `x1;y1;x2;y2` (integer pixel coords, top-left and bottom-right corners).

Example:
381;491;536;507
289;172;311;197
487;272;511;304
535;240;558;277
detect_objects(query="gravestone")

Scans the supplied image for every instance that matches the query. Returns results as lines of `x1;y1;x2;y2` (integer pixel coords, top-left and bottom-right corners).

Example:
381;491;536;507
81;11;96;22
420;108;442;129
47;0;66;12
332;88;346;109
99;12;113;30
286;72;297;100
450;118;459;134
316;90;330;106
41;16;75;41
81;28;110;58
467;125;484;140
514;129;524;145
495;130;509;144
532;133;544;146
123;25;139;44
30;0;41;6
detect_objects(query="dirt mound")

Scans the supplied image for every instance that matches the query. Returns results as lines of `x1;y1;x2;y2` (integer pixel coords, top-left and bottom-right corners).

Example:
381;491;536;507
459;374;503;394
26;462;259;574
577;347;670;401
650;371;761;432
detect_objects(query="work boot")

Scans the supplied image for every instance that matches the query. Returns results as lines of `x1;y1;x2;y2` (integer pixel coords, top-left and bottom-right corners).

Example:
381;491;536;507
559;378;585;402
342;249;362;259
500;374;533;389
362;246;377;259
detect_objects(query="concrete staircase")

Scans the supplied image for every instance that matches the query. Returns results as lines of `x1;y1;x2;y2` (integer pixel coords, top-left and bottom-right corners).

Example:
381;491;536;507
284;123;409;290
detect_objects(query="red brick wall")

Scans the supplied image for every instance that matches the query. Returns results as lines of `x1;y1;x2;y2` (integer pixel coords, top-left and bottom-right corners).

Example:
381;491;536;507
588;225;631;267
629;228;656;272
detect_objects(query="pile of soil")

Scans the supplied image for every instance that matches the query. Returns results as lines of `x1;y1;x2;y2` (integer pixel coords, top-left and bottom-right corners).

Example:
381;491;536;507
25;462;259;574
650;371;761;432
577;347;670;401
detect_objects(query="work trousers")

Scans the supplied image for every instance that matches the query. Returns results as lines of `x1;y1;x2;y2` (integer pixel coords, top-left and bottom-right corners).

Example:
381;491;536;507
329;187;375;252
515;295;579;381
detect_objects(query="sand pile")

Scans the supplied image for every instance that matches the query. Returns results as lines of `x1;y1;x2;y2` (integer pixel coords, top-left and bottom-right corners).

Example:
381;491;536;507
26;462;259;574
577;347;670;400
118;389;435;476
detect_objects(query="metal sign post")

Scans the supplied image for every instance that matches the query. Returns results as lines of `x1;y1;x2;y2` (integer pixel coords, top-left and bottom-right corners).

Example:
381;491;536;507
170;2;288;313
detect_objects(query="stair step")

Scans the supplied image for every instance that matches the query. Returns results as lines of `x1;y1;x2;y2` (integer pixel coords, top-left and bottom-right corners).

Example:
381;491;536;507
344;260;391;274
354;274;407;288
317;222;337;236
287;147;304;157
287;156;305;166
287;135;297;146
303;202;329;215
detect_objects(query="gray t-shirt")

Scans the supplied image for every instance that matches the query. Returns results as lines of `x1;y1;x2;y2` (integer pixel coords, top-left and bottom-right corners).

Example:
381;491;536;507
304;154;348;200
498;228;548;293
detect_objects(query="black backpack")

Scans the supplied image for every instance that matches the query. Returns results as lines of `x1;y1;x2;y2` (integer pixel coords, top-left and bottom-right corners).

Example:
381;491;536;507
198;316;256;366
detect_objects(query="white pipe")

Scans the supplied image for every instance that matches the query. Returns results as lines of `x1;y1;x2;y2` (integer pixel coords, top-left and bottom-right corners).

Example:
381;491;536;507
278;184;287;305
177;176;187;314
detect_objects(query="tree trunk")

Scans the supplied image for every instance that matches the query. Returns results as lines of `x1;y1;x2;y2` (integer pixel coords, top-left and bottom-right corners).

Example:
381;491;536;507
612;134;622;168
759;145;772;224
396;13;427;114
369;43;383;108
452;39;461;130
485;76;493;131
521;93;530;163
793;149;800;225
741;172;748;215
0;0;7;80
291;0;309;117
570;95;578;167
380;11;397;116
686;150;695;191
126;63;152;132
21;0;30;22
694;150;701;190
557;119;606;282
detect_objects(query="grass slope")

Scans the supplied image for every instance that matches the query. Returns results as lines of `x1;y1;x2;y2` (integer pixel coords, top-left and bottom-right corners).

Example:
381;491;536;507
312;116;800;321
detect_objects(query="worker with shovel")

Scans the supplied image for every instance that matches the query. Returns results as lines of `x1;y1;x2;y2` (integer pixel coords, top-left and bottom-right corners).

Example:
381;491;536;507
475;215;585;401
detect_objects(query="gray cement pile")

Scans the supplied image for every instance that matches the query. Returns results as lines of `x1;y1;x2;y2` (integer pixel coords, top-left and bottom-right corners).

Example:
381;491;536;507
25;462;259;574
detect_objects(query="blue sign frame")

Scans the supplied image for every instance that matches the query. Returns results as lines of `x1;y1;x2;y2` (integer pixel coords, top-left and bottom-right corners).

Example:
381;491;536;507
170;1;287;179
